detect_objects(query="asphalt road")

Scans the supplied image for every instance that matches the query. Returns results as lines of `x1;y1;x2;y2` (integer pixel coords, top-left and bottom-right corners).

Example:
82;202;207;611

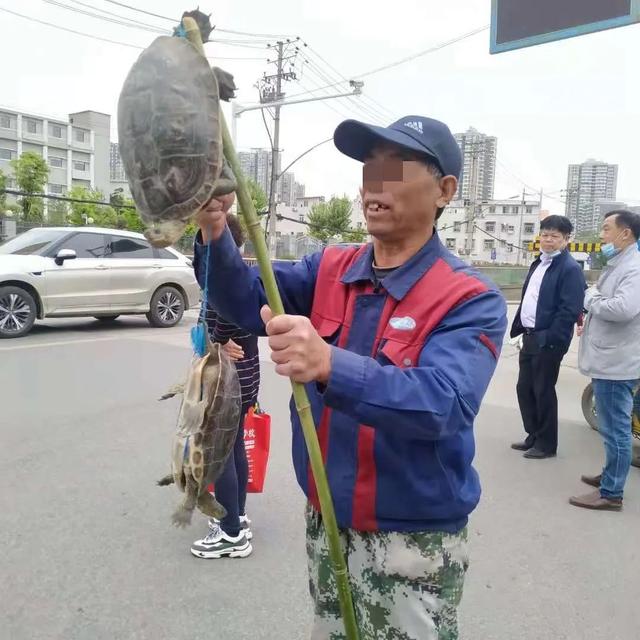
1;309;638;640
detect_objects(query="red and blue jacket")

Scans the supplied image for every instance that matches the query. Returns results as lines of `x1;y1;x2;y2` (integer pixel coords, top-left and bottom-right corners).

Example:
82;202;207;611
194;229;507;533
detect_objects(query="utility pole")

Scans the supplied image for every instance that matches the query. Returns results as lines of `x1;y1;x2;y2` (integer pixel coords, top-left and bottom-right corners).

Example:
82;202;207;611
517;187;526;266
465;140;481;261
258;41;297;259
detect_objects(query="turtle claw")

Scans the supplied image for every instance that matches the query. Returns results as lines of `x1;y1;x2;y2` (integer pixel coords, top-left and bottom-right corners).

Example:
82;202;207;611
159;383;185;401
144;220;188;248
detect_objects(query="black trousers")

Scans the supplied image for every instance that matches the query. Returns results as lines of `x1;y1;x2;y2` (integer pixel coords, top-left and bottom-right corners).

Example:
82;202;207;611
516;333;564;454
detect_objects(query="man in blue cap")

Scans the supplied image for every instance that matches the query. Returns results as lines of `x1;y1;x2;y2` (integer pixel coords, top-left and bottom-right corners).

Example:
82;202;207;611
194;116;507;639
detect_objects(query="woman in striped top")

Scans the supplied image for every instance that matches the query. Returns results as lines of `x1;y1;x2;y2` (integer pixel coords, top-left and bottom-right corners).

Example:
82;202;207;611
190;191;260;560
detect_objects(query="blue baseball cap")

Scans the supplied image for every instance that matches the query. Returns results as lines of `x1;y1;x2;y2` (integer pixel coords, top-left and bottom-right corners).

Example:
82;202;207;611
334;115;462;179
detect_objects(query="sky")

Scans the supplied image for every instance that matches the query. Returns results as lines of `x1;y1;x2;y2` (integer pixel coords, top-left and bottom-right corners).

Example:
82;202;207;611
1;0;638;213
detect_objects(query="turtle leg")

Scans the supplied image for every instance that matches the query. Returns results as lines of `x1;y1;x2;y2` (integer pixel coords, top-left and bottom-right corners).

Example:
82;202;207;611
211;160;237;197
197;490;227;520
171;475;198;528
157;473;175;486
159;383;185;401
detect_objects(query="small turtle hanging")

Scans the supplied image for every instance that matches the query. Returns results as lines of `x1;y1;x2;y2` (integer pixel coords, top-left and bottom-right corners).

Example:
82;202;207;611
117;12;237;248
158;338;242;527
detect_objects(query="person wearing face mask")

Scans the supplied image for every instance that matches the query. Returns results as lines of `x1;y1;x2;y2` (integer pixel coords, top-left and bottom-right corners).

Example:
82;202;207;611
192;115;507;639
570;209;640;511
510;215;586;459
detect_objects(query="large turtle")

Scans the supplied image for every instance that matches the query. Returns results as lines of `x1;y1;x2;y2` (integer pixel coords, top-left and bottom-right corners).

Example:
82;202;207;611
157;338;242;527
117;23;236;248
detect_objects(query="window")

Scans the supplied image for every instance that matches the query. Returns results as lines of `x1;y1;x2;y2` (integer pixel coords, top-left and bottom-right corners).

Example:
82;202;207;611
446;238;456;249
524;223;535;234
508;225;515;233
107;236;154;259
453;221;461;232
26;119;38;134
0;228;67;255
62;233;106;259
156;248;178;260
484;239;495;250
75;129;86;142
51;125;63;138
48;184;65;194
0;115;11;129
49;156;65;168
0;148;14;160
488;206;496;213
74;161;88;172
357;222;363;229
485;221;496;232
526;206;533;214
299;214;305;222
501;223;508;232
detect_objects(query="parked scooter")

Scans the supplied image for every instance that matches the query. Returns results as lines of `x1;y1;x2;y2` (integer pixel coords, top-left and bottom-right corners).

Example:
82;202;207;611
581;382;640;468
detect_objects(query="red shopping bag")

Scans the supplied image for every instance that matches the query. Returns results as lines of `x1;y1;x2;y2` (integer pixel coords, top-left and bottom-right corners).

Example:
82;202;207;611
244;406;271;493
207;405;271;494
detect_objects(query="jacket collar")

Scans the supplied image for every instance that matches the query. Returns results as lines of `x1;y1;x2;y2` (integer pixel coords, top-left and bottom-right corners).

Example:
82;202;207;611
607;242;639;267
341;230;444;300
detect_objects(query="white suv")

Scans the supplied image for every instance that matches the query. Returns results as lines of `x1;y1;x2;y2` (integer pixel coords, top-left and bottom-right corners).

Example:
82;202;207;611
0;226;201;338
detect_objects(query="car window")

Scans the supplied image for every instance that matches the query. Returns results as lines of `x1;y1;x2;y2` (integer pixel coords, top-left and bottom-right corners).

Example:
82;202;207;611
107;235;154;259
0;228;67;255
60;233;107;258
154;248;179;260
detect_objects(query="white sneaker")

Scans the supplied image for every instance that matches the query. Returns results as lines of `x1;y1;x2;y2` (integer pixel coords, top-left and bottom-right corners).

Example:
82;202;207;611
204;514;253;540
191;523;253;559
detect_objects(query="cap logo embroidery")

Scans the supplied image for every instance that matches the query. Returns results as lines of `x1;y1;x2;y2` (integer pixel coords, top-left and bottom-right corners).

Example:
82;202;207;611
404;121;423;135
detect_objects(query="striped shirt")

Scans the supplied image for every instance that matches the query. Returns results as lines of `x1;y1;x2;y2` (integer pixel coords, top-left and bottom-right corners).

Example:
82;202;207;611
202;302;260;409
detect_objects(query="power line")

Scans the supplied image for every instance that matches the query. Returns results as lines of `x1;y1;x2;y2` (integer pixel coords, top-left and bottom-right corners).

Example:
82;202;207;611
287;25;489;97
302;43;395;122
67;0;168;30
0;6;270;60
101;0;296;37
1;189;136;209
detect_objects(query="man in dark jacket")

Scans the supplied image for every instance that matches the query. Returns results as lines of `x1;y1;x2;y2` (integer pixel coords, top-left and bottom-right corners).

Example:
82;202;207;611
511;215;586;458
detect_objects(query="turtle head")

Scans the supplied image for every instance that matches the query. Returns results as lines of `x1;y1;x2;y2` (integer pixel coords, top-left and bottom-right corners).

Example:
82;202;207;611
143;220;188;248
181;9;214;42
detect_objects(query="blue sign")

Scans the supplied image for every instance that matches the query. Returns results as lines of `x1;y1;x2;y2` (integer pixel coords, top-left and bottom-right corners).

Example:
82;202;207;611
491;0;640;54
491;248;497;261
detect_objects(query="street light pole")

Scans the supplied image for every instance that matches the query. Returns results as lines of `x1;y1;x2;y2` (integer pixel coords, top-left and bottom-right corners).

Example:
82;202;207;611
230;80;365;257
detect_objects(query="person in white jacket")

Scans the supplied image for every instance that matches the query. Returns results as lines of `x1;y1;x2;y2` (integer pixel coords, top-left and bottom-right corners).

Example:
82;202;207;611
571;210;640;511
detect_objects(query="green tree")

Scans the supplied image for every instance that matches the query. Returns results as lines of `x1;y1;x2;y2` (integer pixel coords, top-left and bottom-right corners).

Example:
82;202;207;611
342;226;368;243
67;186;116;227
47;199;69;225
0;169;6;210
10;152;49;222
307;196;354;243
237;178;268;236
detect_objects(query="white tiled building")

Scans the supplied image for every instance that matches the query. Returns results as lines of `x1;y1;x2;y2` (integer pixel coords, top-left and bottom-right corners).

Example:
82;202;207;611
0;108;116;201
437;198;541;265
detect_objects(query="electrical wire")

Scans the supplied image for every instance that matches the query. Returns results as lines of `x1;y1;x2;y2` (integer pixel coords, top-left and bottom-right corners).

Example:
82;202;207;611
101;0;296;37
0;6;270;60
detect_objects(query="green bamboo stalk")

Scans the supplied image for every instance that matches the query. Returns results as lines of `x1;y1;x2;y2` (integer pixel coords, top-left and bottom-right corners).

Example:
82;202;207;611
182;17;359;640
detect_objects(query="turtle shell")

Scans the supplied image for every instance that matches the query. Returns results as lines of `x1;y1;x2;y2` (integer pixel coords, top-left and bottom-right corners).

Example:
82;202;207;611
117;36;223;247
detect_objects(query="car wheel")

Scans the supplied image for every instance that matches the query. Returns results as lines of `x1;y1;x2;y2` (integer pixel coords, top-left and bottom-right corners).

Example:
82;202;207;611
147;286;184;328
581;383;599;432
94;315;120;322
0;286;37;338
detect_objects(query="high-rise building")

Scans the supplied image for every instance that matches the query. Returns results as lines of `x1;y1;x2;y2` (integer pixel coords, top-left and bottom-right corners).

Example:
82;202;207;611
278;171;295;206
110;142;126;182
238;148;272;197
454;127;497;203
295;181;305;201
565;159;618;235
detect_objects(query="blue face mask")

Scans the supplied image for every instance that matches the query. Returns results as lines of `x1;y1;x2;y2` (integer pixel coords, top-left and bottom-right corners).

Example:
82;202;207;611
601;242;620;261
541;249;561;259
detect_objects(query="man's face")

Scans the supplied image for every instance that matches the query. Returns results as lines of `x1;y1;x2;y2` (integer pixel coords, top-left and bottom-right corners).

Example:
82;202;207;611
202;191;235;214
600;214;630;246
539;228;569;253
360;144;456;242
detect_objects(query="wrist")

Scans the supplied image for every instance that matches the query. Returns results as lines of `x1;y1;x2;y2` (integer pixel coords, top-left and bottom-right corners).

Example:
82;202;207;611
316;344;332;384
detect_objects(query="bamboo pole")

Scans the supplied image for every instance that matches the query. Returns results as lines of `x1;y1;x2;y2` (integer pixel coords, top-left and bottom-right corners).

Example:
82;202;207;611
182;17;359;640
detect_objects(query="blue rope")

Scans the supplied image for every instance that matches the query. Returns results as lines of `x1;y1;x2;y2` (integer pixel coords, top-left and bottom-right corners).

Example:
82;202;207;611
190;241;211;357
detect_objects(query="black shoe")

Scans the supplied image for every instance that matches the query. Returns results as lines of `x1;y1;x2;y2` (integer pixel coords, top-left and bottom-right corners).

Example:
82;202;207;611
523;447;556;459
511;441;532;451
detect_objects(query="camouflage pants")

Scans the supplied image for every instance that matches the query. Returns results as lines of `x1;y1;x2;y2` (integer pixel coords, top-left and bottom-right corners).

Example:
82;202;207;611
305;504;469;640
